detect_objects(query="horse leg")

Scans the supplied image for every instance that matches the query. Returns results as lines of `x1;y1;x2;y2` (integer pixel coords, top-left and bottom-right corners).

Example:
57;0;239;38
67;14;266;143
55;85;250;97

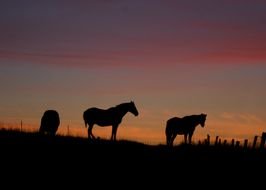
111;125;118;141
184;134;188;144
188;133;193;144
88;124;95;139
170;133;178;146
166;133;171;146
87;125;91;139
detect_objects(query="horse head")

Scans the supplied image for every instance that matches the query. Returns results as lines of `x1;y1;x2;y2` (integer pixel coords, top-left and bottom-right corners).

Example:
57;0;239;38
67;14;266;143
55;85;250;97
129;101;139;116
200;113;207;127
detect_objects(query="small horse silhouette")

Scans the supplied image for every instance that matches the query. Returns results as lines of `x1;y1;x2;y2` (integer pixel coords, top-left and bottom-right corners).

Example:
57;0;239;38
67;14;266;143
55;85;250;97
39;110;60;136
83;101;139;141
165;113;207;146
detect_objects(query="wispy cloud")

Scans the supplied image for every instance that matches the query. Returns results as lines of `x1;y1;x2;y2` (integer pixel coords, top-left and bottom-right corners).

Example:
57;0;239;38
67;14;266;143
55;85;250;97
1;0;266;68
220;112;265;124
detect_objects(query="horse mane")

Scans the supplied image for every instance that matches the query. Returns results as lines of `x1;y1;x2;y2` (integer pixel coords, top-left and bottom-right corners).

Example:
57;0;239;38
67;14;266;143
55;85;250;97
114;102;131;109
182;114;199;120
106;102;131;112
116;102;131;106
182;114;206;119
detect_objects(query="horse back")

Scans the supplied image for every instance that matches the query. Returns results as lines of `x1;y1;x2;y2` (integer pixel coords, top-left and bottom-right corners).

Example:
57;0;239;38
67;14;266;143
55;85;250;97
83;107;119;126
166;117;182;133
166;117;195;135
40;110;60;134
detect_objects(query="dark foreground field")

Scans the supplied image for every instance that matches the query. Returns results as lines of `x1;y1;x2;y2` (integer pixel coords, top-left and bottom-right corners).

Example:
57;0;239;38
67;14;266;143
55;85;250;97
1;129;266;186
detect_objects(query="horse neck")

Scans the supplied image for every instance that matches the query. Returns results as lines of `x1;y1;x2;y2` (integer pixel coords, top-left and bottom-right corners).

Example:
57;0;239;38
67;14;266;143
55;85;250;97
194;115;202;127
187;115;202;128
116;103;131;118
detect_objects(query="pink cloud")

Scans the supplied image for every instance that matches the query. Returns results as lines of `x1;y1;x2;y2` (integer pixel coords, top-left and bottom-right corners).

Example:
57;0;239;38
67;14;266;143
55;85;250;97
2;19;265;66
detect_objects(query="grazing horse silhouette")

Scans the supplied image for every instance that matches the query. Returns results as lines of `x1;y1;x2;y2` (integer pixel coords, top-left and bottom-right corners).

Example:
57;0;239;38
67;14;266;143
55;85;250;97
165;114;207;146
39;110;60;136
83;101;139;141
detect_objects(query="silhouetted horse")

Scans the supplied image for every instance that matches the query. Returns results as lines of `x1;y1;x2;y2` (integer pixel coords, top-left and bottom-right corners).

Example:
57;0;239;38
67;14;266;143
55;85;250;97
165;114;207;146
39;110;60;136
83;101;139;141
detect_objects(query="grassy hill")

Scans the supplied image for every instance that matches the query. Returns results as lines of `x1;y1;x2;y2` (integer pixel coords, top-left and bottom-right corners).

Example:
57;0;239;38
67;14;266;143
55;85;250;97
1;129;265;162
1;129;266;185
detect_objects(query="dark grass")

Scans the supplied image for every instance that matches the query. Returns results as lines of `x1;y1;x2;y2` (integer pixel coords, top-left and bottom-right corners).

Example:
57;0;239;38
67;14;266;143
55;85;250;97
1;128;266;185
1;129;265;162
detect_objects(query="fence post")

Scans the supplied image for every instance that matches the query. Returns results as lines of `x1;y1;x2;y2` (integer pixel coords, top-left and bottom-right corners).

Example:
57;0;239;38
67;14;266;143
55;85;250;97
205;134;210;146
244;139;248;149
223;140;227;146
20;120;22;132
252;136;258;149
260;132;266;149
231;139;235;147
218;139;222;146
215;136;219;146
235;141;240;148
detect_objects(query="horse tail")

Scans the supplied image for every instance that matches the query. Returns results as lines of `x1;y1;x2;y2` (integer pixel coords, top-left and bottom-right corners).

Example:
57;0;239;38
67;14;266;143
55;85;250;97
166;135;169;146
165;121;171;146
84;120;88;128
83;112;88;128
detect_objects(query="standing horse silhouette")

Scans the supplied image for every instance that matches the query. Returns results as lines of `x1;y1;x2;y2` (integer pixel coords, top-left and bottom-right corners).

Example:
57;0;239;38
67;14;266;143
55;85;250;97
165;114;207;146
83;101;139;141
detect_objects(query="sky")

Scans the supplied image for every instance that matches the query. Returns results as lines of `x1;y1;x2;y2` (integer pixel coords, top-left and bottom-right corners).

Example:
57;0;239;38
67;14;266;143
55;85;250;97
0;0;266;145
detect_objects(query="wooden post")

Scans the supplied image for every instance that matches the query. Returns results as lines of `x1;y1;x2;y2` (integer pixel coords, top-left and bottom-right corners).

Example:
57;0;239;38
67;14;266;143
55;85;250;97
218;139;222;146
231;139;235;147
260;132;266;149
206;134;210;146
235;141;240;148
252;136;258;149
223;140;227;146
20;120;23;132
244;139;248;149
215;136;219;146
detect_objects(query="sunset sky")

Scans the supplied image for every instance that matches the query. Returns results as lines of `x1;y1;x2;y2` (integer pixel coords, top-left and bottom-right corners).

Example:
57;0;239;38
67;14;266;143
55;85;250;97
1;0;266;144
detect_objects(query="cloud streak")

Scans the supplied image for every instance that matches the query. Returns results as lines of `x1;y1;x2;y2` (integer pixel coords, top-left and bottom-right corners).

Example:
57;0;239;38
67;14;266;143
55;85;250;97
1;0;266;68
